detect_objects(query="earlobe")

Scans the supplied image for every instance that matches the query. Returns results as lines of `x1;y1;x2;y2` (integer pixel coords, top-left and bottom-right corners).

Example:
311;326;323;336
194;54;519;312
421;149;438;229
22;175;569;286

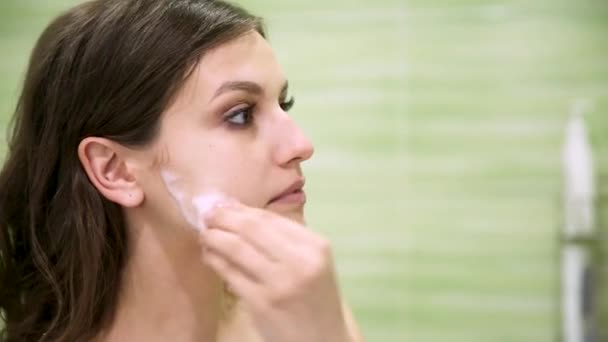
77;137;144;207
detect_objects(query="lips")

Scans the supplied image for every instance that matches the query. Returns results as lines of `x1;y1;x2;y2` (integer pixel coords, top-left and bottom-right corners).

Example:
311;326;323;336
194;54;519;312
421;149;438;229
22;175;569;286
268;179;306;205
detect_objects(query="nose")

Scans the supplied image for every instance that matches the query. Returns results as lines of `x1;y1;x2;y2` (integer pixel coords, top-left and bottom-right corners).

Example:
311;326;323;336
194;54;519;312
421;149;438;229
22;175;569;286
272;114;315;167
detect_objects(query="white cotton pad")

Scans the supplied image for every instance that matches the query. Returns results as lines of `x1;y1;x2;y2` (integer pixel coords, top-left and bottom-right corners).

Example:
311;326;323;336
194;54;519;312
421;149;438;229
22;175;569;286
160;169;228;231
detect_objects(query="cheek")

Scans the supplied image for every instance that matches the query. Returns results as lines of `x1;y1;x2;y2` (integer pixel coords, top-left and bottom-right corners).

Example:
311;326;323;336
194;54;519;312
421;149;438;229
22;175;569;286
161;124;272;207
196;146;262;205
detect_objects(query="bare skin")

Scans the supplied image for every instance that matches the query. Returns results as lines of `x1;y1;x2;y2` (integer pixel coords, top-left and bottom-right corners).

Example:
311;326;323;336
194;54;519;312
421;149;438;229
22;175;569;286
79;31;364;342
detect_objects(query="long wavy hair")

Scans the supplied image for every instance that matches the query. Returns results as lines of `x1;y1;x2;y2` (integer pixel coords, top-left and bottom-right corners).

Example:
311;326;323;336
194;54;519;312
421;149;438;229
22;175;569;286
0;1;264;341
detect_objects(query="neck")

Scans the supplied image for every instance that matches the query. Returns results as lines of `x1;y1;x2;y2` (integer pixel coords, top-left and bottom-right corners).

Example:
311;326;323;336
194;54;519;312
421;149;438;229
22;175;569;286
100;214;225;342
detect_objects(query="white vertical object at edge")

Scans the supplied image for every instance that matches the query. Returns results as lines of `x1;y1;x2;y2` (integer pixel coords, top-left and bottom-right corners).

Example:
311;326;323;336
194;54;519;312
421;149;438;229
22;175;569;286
561;245;589;342
562;99;596;238
561;99;596;342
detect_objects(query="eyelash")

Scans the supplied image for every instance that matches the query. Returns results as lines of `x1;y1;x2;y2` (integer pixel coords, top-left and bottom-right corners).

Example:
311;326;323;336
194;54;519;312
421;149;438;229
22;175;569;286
280;96;295;112
225;96;295;127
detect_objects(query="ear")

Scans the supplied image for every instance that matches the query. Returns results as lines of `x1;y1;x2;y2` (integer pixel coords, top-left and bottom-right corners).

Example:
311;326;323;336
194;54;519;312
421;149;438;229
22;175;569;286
78;137;144;207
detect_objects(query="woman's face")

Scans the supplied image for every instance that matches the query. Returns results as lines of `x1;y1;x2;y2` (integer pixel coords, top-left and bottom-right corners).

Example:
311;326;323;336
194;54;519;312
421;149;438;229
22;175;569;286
135;31;314;228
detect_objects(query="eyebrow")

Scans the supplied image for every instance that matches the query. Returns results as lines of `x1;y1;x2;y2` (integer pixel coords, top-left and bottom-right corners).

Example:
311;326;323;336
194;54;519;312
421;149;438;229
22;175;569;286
212;80;289;100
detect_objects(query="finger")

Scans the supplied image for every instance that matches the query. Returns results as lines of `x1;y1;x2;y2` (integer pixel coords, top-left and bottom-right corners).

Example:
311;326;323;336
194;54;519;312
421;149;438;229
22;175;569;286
204;204;293;259
206;201;308;240
204;203;317;260
200;228;277;282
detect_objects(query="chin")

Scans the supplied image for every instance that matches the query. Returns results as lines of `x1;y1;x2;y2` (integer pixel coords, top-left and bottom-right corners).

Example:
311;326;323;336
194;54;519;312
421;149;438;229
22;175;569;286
271;207;306;225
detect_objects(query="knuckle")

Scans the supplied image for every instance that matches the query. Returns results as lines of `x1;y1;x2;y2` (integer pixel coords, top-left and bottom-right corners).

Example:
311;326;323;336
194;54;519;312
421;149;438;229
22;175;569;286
205;207;228;228
296;255;327;284
210;205;229;221
316;237;332;257
301;260;324;282
308;236;332;265
268;281;299;306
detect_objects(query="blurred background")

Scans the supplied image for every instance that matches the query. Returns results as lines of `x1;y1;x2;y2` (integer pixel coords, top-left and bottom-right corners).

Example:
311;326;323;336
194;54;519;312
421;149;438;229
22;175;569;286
1;0;607;341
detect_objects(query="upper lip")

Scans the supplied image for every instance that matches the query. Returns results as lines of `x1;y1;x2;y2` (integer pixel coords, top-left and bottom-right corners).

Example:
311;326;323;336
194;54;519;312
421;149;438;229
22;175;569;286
269;178;305;203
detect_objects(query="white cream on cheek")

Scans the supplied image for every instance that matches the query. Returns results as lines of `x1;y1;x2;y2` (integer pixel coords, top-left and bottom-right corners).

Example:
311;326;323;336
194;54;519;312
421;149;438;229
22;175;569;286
160;169;228;231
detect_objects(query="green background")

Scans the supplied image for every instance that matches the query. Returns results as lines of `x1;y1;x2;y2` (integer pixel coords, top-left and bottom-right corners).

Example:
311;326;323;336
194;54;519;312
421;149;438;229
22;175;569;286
1;1;607;341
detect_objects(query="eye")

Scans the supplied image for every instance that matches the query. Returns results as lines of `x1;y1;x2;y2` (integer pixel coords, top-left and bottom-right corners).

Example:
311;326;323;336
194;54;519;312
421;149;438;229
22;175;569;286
225;106;254;127
280;96;295;112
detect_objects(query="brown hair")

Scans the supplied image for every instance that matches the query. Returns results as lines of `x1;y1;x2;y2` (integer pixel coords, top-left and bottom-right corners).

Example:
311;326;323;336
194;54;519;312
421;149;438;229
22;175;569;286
0;1;264;341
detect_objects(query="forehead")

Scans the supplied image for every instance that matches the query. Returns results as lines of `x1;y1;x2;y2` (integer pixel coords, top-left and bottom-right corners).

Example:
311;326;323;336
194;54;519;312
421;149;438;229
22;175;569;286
191;31;284;96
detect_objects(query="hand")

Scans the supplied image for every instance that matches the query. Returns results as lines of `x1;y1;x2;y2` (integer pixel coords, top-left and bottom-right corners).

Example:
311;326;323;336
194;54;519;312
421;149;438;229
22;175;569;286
199;201;351;342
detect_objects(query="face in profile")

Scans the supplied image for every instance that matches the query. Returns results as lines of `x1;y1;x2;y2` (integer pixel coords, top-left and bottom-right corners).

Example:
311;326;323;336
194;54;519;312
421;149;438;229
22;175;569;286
133;31;314;229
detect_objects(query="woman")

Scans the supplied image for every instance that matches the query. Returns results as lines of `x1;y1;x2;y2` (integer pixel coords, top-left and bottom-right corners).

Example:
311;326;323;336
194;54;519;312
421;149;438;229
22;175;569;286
0;0;364;341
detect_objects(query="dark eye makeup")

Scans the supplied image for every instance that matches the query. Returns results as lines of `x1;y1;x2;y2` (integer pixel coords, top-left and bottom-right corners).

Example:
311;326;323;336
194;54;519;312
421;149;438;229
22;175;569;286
224;96;295;128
